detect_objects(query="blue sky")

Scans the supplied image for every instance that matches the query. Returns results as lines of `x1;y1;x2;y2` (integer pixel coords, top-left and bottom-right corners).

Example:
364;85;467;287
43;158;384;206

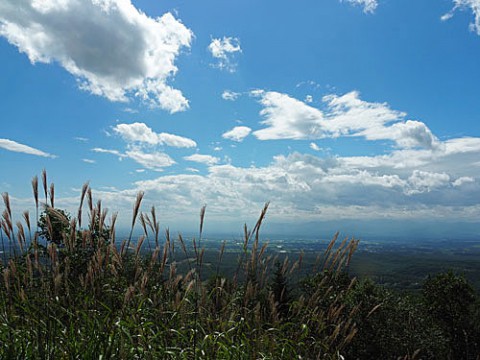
2;0;480;236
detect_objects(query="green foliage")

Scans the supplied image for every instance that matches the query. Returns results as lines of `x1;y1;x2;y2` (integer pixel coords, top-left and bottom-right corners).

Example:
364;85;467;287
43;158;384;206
422;271;480;359
38;208;71;244
345;279;447;359
270;261;291;319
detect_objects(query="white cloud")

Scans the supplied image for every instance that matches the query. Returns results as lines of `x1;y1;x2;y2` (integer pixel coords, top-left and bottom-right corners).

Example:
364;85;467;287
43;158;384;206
222;90;240;101
113;122;196;148
310;142;321;151
74;137;88;142
123;107;139;114
0;138;55;158
443;0;480;35
406;170;451;195
222;126;252;142
82;158;95;164
96;122;195;171
125;148;175;171
342;0;378;13
453;176;475;187
0;0;192;112
208;36;241;72
92;147;125;158
305;95;313;103
252;90;440;150
253;90;326;140
184;154;220;166
92;146;174;171
360;120;440;150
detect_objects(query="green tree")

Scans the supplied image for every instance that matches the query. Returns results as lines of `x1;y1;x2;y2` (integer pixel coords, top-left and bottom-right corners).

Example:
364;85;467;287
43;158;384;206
270;261;291;319
38;208;71;245
422;271;479;359
345;279;447;359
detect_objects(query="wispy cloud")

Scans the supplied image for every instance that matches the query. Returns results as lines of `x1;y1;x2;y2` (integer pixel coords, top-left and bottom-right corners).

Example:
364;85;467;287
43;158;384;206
184;154;220;166
222;126;252;142
94;122;195;171
92;147;125;158
74;137;89;142
122;107;139;114
92;146;174;171
0;0;192;112
222;90;240;101
208;37;242;72
0;138;55;158
82;158;96;164
442;0;480;35
342;0;378;13
125;148;175;171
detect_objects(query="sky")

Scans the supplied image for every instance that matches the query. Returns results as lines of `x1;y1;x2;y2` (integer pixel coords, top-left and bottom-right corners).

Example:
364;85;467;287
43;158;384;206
1;0;480;238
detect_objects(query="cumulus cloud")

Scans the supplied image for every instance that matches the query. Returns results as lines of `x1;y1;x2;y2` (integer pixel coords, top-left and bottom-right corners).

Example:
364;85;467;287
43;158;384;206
208;36;241;72
252;90;440;150
184;154;220;166
442;0;480;35
360;120;439;149
113;122;196;148
0;138;55;158
0;0;192;112
310;142;321;151
222;126;252;142
342;0;378;13
406;170;451;195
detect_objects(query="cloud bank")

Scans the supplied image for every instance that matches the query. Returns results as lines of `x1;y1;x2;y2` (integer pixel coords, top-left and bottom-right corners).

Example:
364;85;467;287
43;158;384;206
89;142;480;226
